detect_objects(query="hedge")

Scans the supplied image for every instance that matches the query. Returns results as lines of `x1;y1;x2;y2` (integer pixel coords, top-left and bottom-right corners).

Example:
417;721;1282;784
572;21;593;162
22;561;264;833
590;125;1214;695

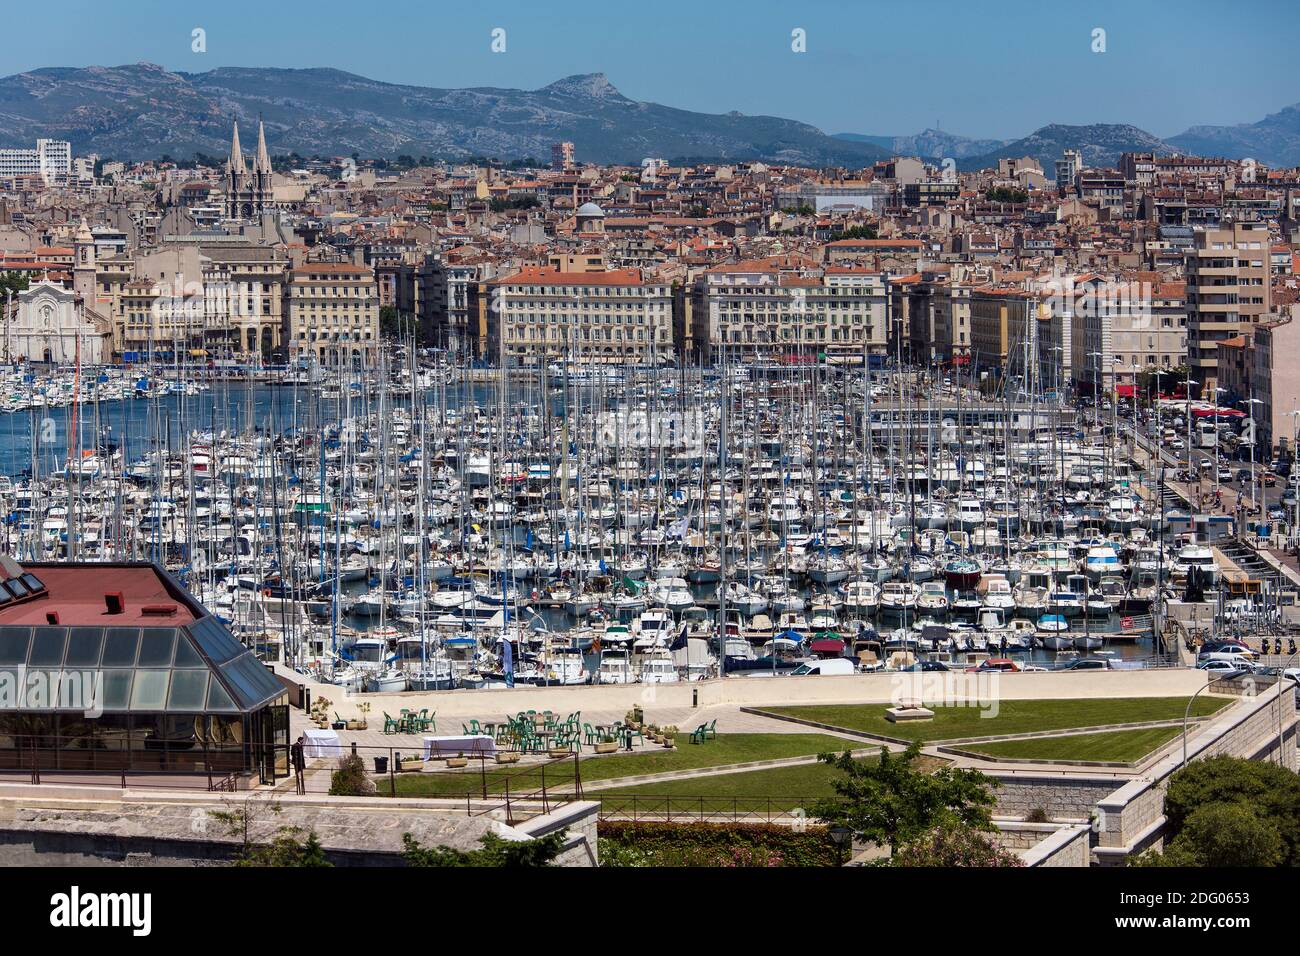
598;821;839;867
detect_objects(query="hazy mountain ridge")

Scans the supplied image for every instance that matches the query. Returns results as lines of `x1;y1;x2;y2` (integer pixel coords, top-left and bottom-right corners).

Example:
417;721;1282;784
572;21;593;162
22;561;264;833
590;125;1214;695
0;63;887;166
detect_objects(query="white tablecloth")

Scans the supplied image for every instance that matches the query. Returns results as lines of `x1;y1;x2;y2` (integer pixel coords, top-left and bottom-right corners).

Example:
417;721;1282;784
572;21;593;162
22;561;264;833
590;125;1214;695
302;728;342;760
423;734;495;759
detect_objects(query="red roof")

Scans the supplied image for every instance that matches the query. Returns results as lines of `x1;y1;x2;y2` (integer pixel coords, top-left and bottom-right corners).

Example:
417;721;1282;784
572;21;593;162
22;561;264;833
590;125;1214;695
0;564;198;626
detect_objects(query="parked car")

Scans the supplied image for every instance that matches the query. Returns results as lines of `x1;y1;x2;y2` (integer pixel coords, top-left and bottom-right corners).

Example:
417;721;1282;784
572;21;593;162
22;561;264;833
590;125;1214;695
1060;657;1113;671
967;658;1022;673
1264;472;1278;487
902;659;951;672
1196;657;1255;674
788;658;856;676
1198;640;1256;662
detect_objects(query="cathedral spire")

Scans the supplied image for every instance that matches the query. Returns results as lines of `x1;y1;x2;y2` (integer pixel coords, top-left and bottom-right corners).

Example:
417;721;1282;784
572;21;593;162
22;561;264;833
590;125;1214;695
255;119;271;175
229;120;247;176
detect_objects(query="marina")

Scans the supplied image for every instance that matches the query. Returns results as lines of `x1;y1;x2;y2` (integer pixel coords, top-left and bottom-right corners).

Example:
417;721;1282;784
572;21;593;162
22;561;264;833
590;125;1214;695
5;350;1293;696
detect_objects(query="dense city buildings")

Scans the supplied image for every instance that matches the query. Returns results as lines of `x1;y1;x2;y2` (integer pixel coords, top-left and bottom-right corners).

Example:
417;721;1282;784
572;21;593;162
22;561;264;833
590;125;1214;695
3;116;1300;452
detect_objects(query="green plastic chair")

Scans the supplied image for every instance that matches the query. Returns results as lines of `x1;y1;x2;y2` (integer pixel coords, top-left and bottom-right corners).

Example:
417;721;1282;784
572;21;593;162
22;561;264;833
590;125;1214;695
382;712;400;734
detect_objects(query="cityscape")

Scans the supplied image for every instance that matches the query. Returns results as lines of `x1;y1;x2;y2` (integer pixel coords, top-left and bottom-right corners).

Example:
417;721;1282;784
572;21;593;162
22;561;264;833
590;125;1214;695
0;0;1296;912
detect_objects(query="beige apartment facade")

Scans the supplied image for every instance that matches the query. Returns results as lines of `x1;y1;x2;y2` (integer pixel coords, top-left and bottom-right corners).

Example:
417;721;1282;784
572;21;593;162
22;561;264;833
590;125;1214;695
486;267;673;366
692;263;887;364
285;263;380;365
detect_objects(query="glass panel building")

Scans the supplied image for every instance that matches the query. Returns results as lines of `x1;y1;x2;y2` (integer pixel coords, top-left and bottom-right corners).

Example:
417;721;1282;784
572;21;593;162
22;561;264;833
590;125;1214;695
0;561;289;781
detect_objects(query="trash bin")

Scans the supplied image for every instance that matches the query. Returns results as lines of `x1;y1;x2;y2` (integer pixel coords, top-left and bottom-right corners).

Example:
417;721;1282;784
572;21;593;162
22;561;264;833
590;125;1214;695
373;756;388;774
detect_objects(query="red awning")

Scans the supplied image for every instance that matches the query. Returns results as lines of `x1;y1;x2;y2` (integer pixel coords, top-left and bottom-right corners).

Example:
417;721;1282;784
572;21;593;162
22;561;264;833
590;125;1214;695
1116;384;1136;397
809;638;845;654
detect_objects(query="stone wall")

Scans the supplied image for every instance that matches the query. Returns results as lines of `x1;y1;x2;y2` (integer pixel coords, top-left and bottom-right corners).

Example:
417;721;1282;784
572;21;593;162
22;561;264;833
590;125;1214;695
987;774;1120;823
286;663;1210;721
513;801;600;867
1020;825;1091;867
1094;682;1296;865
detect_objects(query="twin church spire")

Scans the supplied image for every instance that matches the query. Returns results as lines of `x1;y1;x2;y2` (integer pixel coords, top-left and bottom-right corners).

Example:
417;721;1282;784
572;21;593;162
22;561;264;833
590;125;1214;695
225;119;273;219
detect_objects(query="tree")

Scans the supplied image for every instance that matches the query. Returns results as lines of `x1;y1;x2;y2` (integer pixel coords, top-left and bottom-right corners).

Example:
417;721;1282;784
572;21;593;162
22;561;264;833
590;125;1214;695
0;272;30;297
811;742;998;854
1133;803;1284;867
208;795;333;867
1153;755;1300;865
985;186;1028;204
830;223;878;241
892;822;1024;867
235;827;333;867
400;830;568;867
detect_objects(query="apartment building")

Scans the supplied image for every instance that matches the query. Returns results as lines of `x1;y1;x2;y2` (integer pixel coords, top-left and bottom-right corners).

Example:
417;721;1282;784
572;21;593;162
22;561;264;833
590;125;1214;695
0;139;72;186
483;266;673;366
285;263;380;365
692;261;888;365
931;283;972;364
1186;221;1272;393
969;286;1036;379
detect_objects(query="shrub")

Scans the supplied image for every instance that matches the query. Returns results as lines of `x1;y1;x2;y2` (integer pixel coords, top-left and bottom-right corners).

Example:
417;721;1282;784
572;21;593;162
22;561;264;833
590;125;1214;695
329;753;376;797
1134;803;1285;867
892;823;1024;867
597;821;838;867
401;830;567;867
1025;807;1050;824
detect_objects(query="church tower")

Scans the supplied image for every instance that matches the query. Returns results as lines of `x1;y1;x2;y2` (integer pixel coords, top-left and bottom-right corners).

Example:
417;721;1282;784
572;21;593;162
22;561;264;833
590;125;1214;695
73;217;96;302
225;119;271;219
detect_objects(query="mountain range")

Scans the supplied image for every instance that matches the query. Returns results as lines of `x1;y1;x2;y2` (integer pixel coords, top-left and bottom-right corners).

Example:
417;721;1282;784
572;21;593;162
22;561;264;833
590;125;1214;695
0;62;1297;171
0;63;886;167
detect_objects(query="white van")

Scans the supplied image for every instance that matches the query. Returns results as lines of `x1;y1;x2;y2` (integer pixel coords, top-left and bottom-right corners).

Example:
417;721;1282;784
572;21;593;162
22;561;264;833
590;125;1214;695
789;659;857;676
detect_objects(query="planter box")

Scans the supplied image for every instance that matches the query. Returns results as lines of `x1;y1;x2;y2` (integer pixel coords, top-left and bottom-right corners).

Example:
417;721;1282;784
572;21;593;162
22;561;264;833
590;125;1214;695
445;757;468;769
346;720;367;731
399;760;425;773
594;742;618;754
495;752;520;764
548;748;571;759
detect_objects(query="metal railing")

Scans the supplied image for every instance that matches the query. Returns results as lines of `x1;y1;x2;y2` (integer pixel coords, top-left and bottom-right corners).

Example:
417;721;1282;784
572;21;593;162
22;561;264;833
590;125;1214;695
0;734;248;792
593;793;817;824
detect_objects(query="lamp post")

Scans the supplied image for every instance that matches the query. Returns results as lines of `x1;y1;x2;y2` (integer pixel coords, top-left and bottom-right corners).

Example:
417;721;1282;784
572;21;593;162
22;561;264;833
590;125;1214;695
829;823;852;866
1246;396;1264;535
1183;670;1241;768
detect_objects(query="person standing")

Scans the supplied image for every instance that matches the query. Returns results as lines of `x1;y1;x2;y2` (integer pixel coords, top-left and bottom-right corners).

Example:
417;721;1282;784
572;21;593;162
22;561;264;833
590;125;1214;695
291;735;306;795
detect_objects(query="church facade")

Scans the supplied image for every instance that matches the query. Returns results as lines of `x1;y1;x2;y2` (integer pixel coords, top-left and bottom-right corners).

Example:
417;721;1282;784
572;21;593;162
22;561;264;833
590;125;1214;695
224;120;274;220
6;280;112;365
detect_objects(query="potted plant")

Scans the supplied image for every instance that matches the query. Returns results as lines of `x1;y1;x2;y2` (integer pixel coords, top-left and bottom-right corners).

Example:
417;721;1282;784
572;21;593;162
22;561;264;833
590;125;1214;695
446;752;469;769
495;751;520;764
348;702;371;731
399;754;425;772
662;725;677;749
595;734;618;755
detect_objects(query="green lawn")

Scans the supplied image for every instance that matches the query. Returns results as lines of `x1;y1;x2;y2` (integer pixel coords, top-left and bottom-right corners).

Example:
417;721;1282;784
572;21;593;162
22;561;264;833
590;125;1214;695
596;763;847;813
593;752;948;813
374;733;853;798
960;726;1185;763
764;697;1230;743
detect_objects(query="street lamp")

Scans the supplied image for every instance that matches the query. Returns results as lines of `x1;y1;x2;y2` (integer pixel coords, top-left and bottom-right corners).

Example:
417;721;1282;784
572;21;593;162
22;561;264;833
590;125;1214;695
1183;669;1246;768
829;823;852;866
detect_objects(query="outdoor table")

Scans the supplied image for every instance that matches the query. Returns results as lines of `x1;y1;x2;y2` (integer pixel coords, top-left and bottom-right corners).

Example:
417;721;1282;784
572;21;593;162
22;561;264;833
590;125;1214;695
301;727;342;760
423;734;496;759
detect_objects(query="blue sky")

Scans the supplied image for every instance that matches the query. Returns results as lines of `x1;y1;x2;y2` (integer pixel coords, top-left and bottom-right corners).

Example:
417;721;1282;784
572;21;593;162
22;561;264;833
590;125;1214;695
9;0;1298;140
